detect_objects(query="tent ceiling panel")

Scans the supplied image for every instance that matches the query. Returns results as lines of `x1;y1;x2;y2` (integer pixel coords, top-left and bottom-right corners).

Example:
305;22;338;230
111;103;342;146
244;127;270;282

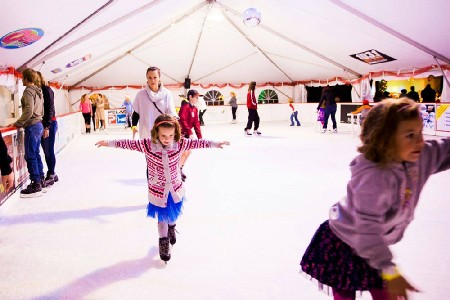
0;0;107;68
337;0;450;59
75;55;157;88
1;0;448;88
197;53;291;84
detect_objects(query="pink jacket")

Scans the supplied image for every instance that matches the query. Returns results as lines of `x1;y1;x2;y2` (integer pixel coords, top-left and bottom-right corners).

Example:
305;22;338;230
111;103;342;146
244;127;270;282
108;137;219;207
79;100;91;113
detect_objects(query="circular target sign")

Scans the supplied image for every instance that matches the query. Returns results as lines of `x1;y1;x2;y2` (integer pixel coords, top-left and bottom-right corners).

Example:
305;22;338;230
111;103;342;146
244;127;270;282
0;28;44;49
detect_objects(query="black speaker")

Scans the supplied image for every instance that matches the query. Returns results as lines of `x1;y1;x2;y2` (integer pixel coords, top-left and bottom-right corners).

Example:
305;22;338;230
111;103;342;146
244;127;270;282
184;78;191;89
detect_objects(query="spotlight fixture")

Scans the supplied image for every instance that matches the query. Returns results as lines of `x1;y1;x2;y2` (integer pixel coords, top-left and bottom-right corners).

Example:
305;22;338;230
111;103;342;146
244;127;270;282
243;7;261;26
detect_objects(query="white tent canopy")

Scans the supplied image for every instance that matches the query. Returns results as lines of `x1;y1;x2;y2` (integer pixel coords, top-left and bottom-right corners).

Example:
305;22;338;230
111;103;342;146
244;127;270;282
1;0;449;91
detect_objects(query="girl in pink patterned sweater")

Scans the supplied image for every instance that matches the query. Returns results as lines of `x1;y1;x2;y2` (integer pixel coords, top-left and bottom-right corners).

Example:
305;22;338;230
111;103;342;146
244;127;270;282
96;114;229;262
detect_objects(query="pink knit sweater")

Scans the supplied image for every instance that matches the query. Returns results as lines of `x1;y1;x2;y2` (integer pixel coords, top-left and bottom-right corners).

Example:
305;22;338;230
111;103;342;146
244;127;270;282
108;138;219;207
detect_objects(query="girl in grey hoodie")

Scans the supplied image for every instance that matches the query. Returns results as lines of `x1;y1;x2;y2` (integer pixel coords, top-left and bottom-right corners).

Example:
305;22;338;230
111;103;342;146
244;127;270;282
300;98;450;300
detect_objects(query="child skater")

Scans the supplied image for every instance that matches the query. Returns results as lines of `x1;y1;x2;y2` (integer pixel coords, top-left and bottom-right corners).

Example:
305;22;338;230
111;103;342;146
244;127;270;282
178;89;202;182
300;98;450;300
288;98;301;126
95;114;230;262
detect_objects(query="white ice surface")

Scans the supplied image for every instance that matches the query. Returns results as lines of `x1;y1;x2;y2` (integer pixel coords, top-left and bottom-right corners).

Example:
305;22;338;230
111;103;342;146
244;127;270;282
0;122;449;300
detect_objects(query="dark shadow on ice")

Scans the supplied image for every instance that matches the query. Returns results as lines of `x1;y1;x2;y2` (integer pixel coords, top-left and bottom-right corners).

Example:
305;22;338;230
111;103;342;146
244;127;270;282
0;204;146;226
30;247;164;300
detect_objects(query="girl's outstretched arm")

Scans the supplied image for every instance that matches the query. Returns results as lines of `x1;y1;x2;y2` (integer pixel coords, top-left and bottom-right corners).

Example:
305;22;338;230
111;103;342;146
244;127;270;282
95;139;148;153
182;138;230;150
95;140;108;147
217;141;230;149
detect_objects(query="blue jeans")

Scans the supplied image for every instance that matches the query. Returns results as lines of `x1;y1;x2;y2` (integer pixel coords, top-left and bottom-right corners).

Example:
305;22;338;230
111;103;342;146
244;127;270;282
290;111;301;126
41;121;58;175
24;122;44;182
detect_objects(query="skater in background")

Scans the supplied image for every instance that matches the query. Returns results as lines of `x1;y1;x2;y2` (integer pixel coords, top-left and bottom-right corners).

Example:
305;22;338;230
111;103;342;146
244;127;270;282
244;81;261;136
350;99;372;125
288;98;301;126
90;94;97;131
317;86;337;133
229;91;238;124
399;89;407;98
96;94;106;130
95;114;229;262
37;72;59;185
79;94;92;134
301;98;450;300
0;131;14;192
197;94;207;126
122;95;133;128
178;89;202;182
406;86;419;102
421;84;436;103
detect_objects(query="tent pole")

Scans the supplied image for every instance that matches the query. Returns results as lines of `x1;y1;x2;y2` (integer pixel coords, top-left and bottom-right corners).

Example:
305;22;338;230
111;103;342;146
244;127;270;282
217;2;361;78
329;0;450;65
19;0;117;72
434;57;450;89
186;5;211;79
345;71;360;99
38;62;45;72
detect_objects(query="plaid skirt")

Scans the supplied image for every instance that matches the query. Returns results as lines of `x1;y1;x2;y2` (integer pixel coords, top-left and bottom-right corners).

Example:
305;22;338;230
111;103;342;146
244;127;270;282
300;220;383;291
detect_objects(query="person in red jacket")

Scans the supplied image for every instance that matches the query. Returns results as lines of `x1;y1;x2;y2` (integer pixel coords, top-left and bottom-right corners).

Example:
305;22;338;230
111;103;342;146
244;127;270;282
244;81;261;136
178;89;202;181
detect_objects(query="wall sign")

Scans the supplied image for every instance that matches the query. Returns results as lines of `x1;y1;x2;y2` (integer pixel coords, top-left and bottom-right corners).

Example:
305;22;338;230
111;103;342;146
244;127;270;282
0;28;44;49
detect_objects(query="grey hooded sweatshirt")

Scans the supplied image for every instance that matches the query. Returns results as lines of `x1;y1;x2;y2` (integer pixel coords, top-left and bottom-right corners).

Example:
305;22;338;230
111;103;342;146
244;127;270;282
329;137;450;271
14;85;43;128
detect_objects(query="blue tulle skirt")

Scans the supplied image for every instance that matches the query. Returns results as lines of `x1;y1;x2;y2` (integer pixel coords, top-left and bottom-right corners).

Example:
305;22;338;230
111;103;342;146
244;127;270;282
147;193;184;223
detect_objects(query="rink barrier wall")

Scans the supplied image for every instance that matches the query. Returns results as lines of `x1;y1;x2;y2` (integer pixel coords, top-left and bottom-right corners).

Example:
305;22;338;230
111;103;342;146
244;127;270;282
101;103;450;136
0;112;81;205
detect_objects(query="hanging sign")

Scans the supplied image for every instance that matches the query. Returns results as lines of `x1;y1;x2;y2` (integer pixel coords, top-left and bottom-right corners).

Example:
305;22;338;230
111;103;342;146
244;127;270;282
51;68;62;74
0;28;44;49
350;49;396;65
66;54;91;68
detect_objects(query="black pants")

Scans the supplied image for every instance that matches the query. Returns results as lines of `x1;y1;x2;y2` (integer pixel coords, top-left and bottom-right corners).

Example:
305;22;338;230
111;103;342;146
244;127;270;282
231;107;237;120
323;106;337;129
199;109;206;125
245;109;259;131
92;107;97;130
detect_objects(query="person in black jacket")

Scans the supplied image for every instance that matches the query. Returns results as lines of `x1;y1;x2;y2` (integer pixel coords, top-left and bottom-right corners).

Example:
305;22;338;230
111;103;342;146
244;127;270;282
37;72;59;185
317;86;337;133
0;131;14;192
406;86;419;102
420;84;436;103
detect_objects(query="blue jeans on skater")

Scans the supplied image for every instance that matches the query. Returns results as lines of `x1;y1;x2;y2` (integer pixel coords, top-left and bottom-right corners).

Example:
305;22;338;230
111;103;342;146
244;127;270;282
24;122;44;182
323;105;337;130
41;120;58;175
290;111;301;126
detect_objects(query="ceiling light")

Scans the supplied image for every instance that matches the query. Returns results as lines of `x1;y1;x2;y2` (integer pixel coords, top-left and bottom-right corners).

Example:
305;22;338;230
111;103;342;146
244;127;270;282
243;8;261;26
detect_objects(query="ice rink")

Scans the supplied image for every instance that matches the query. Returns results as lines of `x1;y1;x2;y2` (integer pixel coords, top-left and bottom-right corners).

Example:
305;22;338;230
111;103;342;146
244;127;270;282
1;121;449;300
